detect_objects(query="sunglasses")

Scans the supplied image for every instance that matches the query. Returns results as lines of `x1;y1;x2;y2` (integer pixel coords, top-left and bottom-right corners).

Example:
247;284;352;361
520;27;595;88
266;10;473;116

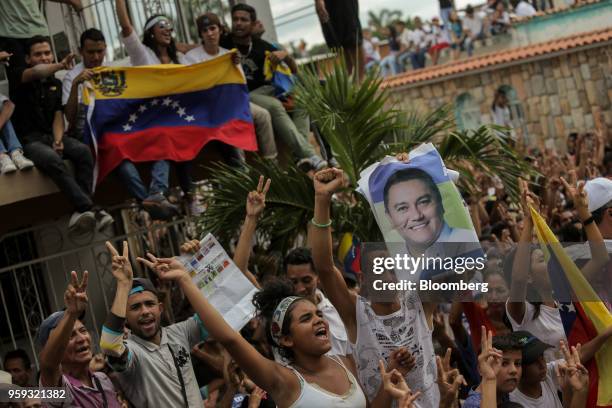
157;20;174;31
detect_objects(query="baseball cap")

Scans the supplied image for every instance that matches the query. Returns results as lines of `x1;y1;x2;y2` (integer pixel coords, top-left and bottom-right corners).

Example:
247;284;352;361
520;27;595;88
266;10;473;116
196;12;221;32
37;309;86;349
584;177;612;213
129;278;159;297
513;331;553;365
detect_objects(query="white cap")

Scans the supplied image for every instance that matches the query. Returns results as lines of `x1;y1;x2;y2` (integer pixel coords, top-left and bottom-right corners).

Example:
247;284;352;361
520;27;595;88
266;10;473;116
0;369;12;384
584;177;612;212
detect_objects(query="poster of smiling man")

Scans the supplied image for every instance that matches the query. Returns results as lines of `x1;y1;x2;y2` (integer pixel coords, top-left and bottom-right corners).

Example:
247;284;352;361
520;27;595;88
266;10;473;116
357;143;483;283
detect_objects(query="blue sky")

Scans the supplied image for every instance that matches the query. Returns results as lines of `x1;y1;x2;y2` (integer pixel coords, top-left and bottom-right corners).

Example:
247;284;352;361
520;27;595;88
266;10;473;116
270;0;473;46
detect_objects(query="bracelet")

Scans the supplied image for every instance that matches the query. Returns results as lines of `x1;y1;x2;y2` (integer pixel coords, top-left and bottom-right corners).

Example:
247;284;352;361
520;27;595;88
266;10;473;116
311;218;332;228
582;216;594;226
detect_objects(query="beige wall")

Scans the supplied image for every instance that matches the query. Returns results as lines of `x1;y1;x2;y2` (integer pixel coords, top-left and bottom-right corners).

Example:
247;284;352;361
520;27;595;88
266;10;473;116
388;43;612;149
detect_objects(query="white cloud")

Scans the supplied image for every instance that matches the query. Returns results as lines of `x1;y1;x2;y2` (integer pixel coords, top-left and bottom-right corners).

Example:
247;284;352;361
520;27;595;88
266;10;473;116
271;0;474;45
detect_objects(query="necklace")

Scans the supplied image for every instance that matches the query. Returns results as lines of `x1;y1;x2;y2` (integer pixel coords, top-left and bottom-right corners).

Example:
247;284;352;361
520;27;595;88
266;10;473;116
237;40;253;64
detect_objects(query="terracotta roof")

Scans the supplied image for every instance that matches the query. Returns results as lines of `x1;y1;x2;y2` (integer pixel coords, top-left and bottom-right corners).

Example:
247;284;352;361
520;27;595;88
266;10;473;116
381;27;612;89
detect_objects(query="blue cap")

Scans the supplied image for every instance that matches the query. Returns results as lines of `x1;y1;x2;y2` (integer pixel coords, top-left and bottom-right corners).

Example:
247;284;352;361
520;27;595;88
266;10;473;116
37;309;86;349
129;278;158;297
37;311;66;349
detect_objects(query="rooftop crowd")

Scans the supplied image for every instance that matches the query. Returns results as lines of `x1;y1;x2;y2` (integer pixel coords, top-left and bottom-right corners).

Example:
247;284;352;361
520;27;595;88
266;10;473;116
361;0;578;76
1;0;612;407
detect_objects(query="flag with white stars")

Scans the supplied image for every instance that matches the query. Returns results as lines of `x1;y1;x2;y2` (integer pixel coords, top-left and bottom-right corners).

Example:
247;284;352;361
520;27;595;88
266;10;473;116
84;51;257;185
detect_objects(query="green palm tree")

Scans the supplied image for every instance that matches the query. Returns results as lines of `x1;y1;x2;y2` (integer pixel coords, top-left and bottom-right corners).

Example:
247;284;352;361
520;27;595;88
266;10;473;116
197;59;536;255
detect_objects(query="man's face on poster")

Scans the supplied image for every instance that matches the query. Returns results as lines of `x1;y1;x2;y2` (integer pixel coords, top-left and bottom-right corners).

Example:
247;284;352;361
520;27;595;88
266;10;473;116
385;178;444;248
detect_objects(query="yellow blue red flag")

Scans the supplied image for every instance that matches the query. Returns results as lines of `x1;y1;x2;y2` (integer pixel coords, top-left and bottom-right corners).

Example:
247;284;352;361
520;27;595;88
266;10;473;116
84;51;257;184
531;207;612;407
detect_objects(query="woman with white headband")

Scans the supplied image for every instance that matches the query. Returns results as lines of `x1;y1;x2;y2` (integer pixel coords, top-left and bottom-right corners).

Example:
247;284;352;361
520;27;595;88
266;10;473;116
115;0;188;65
141;255;421;408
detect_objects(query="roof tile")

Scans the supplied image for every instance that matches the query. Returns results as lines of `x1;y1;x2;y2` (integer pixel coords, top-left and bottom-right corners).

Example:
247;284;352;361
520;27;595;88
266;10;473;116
381;28;612;88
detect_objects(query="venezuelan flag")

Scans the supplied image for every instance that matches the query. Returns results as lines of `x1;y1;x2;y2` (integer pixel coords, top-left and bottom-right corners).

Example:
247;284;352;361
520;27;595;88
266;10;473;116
337;232;361;276
263;52;295;98
531;207;612;408
84;51;257;184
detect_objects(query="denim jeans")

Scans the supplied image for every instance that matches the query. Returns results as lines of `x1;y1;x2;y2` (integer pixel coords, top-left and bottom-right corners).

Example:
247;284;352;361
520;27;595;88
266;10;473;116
23;136;94;212
379;53;397;77
0;120;22;153
410;49;427;69
116;160;170;201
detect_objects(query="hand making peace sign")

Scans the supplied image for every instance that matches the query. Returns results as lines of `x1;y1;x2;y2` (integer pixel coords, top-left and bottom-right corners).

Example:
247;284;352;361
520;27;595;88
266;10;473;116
64;270;89;315
105;240;133;284
246;175;271;218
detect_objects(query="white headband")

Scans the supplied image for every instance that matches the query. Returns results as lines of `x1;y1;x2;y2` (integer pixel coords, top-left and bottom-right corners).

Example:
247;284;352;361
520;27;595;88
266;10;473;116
270;296;301;346
144;16;171;32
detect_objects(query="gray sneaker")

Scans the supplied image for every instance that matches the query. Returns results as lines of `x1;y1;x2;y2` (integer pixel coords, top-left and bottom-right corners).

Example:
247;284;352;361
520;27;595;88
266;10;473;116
95;209;114;231
68;211;96;233
0;153;17;174
143;193;179;220
10;150;34;170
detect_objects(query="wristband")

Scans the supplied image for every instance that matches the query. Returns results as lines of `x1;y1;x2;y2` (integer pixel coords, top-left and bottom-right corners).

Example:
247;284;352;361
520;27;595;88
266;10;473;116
582;216;594;226
311;218;332;228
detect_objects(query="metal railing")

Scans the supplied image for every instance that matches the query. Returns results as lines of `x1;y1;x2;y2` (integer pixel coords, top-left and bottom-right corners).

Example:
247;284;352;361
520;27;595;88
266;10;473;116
0;211;198;369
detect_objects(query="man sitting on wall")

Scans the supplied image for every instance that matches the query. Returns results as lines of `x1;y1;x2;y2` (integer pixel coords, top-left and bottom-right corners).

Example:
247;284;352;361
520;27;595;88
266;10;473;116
9;35;112;232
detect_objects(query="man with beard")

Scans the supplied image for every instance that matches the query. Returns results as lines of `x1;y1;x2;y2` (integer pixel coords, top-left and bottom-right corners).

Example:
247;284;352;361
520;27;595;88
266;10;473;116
38;270;121;406
100;241;209;407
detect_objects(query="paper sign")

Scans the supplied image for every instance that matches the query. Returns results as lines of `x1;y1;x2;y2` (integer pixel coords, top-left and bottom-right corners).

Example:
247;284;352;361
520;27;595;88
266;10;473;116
180;233;258;330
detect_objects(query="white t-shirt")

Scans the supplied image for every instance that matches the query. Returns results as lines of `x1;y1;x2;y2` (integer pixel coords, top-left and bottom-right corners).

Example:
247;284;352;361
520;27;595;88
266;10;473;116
515;1;537;17
510;361;563;408
505;301;566;362
62;62;85;105
399;29;413;48
352;291;439;407
121;29;187;66
363;38;381;62
462;15;483;36
409;29;429;49
185;45;228;64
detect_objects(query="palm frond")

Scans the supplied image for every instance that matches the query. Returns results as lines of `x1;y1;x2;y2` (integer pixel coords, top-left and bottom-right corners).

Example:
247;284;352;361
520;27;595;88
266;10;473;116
293;57;405;184
197;158;314;253
438;126;539;200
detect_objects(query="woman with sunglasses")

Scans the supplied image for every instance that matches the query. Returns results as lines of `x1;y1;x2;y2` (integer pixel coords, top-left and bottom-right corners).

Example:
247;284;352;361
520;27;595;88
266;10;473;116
139;254;420;408
115;0;187;65
111;0;189;218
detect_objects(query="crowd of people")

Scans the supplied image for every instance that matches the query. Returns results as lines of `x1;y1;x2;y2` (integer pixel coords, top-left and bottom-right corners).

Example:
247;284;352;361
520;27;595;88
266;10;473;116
1;0;612;408
0;0;331;232
363;0;561;76
2;143;611;407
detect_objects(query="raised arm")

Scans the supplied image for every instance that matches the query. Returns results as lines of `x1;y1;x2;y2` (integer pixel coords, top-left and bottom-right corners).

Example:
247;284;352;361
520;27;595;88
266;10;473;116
138;255;298;401
507;179;535;324
21;53;75;83
310;168;357;341
99;241;133;363
39;271;89;387
478;326;502;408
561;171;610;280
115;0;134;37
233;176;271;289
